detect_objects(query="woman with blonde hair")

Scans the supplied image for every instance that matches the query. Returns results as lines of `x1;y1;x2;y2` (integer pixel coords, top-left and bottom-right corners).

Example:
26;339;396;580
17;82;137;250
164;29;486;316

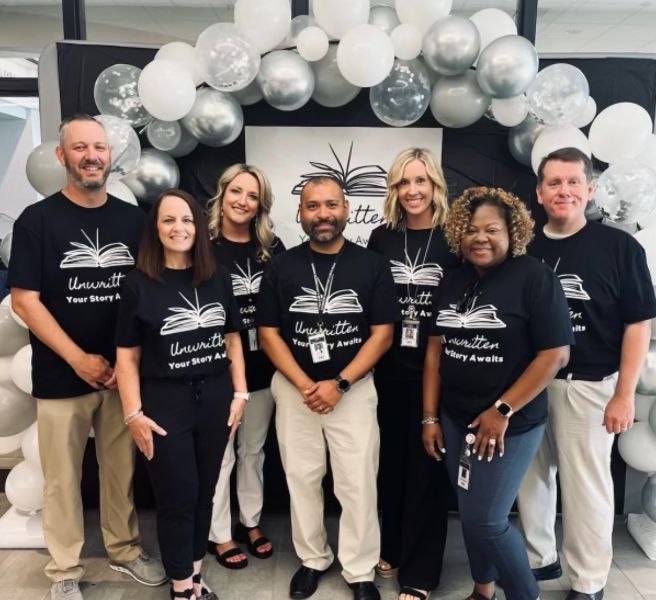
367;148;457;600
205;164;285;569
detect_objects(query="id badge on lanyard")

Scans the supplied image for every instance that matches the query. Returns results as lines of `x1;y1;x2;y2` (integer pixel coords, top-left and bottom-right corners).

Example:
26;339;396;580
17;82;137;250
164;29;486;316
401;318;420;348
248;328;259;351
308;331;330;363
458;433;476;491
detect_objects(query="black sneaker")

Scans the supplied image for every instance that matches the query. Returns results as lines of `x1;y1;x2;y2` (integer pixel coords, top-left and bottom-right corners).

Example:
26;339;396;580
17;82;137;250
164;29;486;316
532;557;563;581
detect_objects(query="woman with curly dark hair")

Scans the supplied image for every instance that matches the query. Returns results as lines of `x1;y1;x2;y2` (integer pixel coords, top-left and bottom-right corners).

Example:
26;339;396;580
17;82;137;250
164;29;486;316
422;187;573;600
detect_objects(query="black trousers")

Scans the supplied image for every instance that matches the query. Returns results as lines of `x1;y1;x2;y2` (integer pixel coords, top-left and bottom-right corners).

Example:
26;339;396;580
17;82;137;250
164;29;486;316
141;372;232;580
375;373;450;590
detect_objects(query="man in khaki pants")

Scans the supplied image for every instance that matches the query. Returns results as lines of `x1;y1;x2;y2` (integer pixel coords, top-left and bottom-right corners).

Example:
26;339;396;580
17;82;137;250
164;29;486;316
258;176;399;600
9;114;166;600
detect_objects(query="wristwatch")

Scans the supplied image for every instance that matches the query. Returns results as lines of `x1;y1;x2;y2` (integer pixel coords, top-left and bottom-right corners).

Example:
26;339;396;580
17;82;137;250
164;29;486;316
494;399;514;418
334;374;351;394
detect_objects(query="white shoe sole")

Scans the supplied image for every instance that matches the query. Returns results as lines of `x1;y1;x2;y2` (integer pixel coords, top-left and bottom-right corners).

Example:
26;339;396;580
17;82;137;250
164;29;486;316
108;563;168;587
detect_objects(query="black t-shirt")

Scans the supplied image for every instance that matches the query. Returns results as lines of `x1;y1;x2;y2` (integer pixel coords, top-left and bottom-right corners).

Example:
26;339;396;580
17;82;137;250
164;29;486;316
7;193;144;399
115;267;242;380
368;224;459;378
213;236;285;391
430;256;574;435
256;240;400;381
529;222;656;377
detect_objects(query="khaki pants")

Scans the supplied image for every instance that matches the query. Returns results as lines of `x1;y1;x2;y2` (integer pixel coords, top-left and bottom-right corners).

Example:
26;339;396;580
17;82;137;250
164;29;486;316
517;375;617;594
37;390;141;582
271;371;380;583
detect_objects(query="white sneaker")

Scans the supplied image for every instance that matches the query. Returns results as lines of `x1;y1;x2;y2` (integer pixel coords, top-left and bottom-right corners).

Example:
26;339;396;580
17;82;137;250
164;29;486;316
51;579;83;600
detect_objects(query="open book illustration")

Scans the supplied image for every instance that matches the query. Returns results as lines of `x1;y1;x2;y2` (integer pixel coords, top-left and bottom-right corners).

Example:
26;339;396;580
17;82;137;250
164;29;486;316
60;229;135;269
160;290;226;336
435;297;506;329
289;278;363;315
231;260;263;296
291;142;387;197
390;249;443;286
552;258;590;301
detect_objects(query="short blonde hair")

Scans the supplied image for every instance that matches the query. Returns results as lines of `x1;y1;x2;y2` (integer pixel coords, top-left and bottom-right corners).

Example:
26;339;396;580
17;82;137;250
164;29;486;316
445;186;534;257
383;147;449;230
207;163;276;262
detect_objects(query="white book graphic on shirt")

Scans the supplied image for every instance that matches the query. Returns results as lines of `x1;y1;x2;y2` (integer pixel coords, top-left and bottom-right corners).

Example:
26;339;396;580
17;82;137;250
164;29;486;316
390;249;443;286
289;278;363;315
435;298;506;329
60;229;135;269
160;290;226;336
553;258;590;301
231;260;262;296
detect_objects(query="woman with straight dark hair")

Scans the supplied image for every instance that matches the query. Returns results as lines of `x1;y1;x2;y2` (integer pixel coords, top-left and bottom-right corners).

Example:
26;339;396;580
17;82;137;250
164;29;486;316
115;189;247;600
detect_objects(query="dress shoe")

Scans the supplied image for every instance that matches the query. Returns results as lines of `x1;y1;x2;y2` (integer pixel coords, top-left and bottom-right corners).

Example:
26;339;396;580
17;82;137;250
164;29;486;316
289;565;329;599
565;590;604;600
348;581;380;600
531;557;562;581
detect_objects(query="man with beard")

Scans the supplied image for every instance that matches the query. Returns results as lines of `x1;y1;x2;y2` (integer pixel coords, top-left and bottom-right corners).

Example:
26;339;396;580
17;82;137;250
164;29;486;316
9;114;166;600
257;176;399;600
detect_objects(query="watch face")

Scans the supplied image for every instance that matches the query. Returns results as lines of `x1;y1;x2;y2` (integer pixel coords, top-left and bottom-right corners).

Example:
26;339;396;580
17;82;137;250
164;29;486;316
497;402;511;416
337;378;350;392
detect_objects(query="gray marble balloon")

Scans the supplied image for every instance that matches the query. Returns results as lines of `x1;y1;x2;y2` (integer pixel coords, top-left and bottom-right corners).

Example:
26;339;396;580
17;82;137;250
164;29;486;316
168;127;199;158
508;116;546;166
368;5;400;34
476;35;538;99
94;63;151;127
370;58;431;127
642;474;656;522
231;79;263;106
257;50;315;112
121;148;180;204
430;70;490;128
422;16;479;77
181;88;244;147
311;45;361;108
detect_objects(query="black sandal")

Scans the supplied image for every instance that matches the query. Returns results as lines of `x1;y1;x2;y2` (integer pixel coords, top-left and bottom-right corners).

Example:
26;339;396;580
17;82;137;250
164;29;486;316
193;573;218;600
233;522;274;559
170;585;194;599
399;586;428;600
206;540;248;569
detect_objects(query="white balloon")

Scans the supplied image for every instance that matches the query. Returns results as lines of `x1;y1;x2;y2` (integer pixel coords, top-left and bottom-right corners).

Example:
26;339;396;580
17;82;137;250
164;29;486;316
297;27;329;62
618;421;656;473
0;428;27;455
0;231;11;268
589;102;653;165
155;41;205;87
572;96;597;128
313;0;369;40
234;0;292;54
469;8;517;57
0;355;13;383
394;0;452;35
107;180;138;206
5;460;43;513
0;298;29;356
531;126;592;175
639;341;656;395
634;227;656;283
138;59;196;122
1;295;27;329
11;345;32;395
336;24;395;87
491;96;528;127
20;422;39;465
390;24;422;60
636;393;656;422
25;141;67;197
638;134;656;173
0;381;35;437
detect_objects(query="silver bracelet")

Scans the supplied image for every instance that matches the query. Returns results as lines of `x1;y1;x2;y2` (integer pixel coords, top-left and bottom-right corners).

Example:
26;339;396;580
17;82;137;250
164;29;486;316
234;391;250;402
124;408;143;425
421;416;440;425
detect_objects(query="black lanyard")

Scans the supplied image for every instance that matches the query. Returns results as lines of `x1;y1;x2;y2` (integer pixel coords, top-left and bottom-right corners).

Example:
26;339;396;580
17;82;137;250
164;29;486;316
308;243;346;321
403;227;435;316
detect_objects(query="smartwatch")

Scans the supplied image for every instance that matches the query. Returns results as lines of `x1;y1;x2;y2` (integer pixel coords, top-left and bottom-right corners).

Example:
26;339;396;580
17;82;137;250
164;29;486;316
494;399;514;418
334;374;351;394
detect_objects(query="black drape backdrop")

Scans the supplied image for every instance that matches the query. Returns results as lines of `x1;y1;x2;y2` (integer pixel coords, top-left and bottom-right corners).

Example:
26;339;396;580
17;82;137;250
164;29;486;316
55;42;656;513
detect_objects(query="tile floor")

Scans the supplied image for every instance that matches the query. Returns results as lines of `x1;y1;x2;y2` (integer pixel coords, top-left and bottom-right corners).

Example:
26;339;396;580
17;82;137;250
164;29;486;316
0;494;654;600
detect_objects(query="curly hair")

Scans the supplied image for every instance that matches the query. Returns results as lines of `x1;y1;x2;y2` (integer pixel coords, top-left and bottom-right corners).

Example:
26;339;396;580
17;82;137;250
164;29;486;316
444;186;534;257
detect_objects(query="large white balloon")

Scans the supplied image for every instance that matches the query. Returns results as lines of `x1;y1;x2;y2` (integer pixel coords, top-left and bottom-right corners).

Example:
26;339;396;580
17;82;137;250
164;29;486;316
106;180;138;206
234;0;291;54
20;422;39;465
138;59;196;122
1;294;27;329
94;114;141;180
25;141;67;197
395;0;452;35
297;27;329;62
430;71;490;128
618;421;656;473
336;24;395;88
0;428;27;455
594;163;656;224
491;96;529;127
313;0;369;40
634;227;656;282
589;102;653;165
11;345;32;395
0;299;29;356
390;24;422;60
638;340;656;395
638;134;656;173
5;460;43;513
0;380;35;436
635;393;656;422
469;8;517;57
155;41;205;87
572;96;597;128
527;63;589;126
531;126;592;175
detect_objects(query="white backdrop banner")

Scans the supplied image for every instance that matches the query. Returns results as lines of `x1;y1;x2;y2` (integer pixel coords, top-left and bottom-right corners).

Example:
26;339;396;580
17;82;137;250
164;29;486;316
245;126;443;249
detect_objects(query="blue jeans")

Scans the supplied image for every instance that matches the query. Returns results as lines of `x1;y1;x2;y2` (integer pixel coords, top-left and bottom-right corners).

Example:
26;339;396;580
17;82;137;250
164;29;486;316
441;410;544;600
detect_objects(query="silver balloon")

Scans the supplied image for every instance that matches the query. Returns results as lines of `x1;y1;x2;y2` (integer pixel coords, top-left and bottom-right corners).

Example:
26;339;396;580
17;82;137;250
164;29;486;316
370;58;431;127
168;127;199;158
0;382;36;437
181;88;244;147
584;199;603;221
231;79;263;106
311;45;361;108
257;50;315;112
508;116;546;166
279;15;317;48
94;114;141;180
476;35;538;99
146;119;182;152
369;5;400;34
650;396;656;434
422;16;479;77
594;163;656;225
25;141;67;197
0;295;28;355
0;231;11;268
94;63;152;127
643;474;656;522
121;148;180;204
430;70;490;128
638;340;656;395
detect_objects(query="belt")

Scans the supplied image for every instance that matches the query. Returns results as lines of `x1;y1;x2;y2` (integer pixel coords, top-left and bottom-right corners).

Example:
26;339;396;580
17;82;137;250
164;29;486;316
555;371;608;382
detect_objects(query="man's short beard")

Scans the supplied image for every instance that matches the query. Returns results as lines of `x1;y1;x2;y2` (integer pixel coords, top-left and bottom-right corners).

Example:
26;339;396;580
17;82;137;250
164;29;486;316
303;218;347;243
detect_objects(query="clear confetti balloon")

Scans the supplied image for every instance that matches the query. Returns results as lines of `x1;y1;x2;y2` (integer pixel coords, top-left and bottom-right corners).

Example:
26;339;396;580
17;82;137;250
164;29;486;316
311;45;361;108
121;148;180;204
146;119;182;152
594;162;656;224
181;88;244;146
94;114;141;180
526;63;589;125
257;50;315;111
370;58;431;127
94;63;151;127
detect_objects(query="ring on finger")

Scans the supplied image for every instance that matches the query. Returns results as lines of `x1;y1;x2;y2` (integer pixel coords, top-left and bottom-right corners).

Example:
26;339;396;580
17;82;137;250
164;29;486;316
489;438;497;446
